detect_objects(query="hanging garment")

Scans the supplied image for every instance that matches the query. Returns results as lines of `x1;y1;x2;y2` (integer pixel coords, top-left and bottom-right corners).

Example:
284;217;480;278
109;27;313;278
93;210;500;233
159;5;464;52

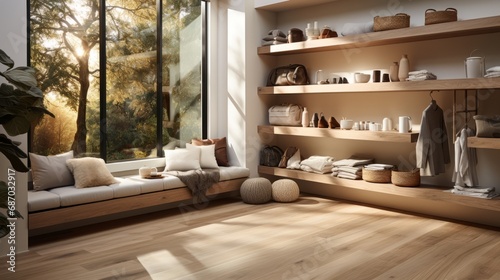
452;128;478;187
416;100;451;176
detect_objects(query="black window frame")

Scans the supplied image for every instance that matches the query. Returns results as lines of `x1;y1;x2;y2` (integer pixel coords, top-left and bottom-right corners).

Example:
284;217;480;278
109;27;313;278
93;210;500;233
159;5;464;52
27;0;209;162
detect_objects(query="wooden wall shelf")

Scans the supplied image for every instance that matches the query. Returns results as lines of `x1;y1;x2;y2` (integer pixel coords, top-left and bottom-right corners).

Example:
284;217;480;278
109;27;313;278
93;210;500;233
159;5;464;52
258;125;418;143
258;78;500;95
468;137;500;149
258;16;500;56
258;165;500;213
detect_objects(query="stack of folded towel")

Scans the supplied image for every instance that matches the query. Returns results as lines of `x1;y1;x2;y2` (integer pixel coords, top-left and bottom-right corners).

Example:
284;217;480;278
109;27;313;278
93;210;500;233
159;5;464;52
406;70;437;81
262;29;288;46
333;166;363;180
300;155;335;174
451;185;499;199
485;66;500;78
331;157;374;180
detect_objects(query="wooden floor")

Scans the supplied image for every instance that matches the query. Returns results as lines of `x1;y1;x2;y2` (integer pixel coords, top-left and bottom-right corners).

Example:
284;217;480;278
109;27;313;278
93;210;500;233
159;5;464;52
2;196;500;280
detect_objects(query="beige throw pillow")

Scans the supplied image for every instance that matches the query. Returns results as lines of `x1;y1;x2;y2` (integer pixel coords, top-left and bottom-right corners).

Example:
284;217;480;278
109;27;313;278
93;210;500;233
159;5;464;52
29;151;75;191
66;157;118;188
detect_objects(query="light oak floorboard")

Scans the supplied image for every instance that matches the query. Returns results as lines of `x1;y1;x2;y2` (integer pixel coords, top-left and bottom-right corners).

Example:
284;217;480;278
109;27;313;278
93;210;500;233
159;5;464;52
2;196;500;280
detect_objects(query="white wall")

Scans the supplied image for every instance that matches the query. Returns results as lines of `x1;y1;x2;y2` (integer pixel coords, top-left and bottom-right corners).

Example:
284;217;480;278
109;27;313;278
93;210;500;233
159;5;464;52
213;0;276;176
245;0;500;189
0;0;29;255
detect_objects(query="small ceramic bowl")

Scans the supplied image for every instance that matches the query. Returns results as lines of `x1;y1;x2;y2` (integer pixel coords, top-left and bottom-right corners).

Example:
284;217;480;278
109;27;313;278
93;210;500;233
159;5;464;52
340;119;354;130
354;73;371;83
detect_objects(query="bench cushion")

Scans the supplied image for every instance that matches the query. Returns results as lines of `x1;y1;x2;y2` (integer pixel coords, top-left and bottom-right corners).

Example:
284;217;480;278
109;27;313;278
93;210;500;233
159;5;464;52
50;186;114;207
109;178;142;198
219;166;250;181
28;166;250;212
124;176;165;194
28;190;61;212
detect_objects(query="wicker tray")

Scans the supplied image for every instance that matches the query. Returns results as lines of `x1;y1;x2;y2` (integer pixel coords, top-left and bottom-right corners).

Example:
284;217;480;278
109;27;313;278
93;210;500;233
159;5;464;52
362;168;392;183
391;170;420;187
425;8;457;25
373;13;410;32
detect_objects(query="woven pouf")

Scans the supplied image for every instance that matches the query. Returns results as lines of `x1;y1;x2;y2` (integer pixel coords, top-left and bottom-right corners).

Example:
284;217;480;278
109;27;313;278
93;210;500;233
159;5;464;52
240;177;272;204
272;179;300;202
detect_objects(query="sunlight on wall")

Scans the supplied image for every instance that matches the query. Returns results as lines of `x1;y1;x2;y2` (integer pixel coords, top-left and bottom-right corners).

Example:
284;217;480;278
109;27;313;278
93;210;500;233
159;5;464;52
227;8;246;167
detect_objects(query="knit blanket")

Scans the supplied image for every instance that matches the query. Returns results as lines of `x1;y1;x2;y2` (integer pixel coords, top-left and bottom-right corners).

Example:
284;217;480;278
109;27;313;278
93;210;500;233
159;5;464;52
166;169;220;204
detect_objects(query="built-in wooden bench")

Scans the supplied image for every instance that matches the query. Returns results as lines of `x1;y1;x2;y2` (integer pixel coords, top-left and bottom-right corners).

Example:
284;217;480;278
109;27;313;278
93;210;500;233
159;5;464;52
28;167;249;235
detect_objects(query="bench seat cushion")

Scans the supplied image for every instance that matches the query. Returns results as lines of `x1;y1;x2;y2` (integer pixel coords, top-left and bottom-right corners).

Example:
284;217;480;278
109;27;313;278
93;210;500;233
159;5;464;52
109;177;142;198
219;166;250;181
28;190;61;212
28;166;250;212
50;186;114;207
123;176;165;194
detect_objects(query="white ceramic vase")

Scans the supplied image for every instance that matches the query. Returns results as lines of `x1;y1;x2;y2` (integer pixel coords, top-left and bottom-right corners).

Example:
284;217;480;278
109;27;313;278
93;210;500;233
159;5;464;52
398;54;410;81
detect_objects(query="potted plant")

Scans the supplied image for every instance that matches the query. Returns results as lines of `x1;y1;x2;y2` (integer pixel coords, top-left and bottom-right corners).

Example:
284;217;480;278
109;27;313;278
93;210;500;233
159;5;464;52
0;49;54;238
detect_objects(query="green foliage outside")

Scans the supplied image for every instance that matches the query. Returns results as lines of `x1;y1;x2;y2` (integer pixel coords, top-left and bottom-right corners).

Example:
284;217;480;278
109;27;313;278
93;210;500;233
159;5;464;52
30;0;203;161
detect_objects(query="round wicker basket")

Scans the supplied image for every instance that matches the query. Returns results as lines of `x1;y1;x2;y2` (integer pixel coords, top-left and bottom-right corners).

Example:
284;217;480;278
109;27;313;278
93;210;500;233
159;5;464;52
373;13;410;32
391;170;420;187
425;8;457;25
362;168;392;183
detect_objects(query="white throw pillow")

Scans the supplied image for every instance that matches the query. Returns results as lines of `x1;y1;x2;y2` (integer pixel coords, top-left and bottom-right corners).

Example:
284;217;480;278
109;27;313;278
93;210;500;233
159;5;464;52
164;149;201;171
66;157;118;188
186;143;219;169
29;151;75;190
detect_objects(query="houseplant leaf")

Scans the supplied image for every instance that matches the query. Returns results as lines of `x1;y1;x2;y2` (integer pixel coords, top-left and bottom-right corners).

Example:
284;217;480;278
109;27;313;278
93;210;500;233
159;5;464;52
1;67;38;91
0;49;14;69
0;134;29;172
2;115;31;136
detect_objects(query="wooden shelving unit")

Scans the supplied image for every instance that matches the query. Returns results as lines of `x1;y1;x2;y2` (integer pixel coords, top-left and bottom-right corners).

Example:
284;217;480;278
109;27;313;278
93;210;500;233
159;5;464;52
468;137;500;149
258;78;500;95
256;9;500;227
258;15;500;56
258;166;500;213
258;125;419;143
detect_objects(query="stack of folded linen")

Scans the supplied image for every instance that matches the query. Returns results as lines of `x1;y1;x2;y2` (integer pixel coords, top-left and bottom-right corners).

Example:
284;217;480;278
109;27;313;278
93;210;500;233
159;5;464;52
331;157;374;180
333;166;362;180
406;70;437;81
300;155;335;174
485;66;500;78
262;29;288;46
451;185;499;199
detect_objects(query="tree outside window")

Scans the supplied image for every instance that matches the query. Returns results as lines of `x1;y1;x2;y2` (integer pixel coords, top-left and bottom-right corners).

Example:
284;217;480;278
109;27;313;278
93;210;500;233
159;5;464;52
30;0;204;161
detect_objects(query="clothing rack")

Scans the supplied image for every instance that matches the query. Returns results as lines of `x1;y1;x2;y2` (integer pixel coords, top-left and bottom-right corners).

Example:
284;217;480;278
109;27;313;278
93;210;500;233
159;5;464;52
452;89;478;142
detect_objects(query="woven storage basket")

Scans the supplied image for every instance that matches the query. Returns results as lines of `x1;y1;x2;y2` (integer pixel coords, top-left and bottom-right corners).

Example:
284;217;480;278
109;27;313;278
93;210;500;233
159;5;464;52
391;170;420;187
362;168;392;183
373;13;410;31
425;8;457;25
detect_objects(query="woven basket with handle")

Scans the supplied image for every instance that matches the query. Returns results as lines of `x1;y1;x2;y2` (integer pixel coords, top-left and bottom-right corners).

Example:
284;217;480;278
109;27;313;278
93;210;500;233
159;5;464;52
425;8;457;25
373;13;410;31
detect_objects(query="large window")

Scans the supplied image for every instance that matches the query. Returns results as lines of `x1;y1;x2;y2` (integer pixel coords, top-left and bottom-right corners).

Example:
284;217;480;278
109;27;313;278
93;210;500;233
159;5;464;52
29;0;207;162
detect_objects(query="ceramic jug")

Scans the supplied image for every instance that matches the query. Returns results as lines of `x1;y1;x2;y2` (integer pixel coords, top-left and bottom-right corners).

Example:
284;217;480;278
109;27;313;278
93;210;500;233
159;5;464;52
398;116;412;133
465;56;485;78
